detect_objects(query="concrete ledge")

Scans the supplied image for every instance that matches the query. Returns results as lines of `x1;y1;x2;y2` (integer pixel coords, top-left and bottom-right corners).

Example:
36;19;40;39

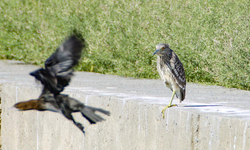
1;60;250;150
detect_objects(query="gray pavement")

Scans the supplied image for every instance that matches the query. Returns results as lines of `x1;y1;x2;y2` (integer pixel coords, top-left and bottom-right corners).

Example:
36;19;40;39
1;60;250;150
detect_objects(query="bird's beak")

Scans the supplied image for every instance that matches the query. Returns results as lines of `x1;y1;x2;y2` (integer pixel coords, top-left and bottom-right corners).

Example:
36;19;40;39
153;49;160;55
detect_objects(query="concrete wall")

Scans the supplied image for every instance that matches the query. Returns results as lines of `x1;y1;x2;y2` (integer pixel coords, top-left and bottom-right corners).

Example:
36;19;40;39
1;83;250;150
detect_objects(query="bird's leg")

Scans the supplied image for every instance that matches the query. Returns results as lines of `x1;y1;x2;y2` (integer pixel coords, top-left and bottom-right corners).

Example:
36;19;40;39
59;102;85;134
72;118;85;134
64;111;85;134
161;91;177;118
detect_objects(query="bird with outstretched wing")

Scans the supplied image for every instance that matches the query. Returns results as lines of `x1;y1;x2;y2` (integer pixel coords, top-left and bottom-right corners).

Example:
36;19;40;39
11;32;110;133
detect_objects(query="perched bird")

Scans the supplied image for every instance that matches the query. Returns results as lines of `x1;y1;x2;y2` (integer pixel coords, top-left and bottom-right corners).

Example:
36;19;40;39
13;88;110;133
30;34;85;95
153;43;186;118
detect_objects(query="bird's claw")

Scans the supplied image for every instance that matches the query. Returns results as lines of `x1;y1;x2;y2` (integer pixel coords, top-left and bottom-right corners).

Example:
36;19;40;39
74;122;85;134
161;104;178;118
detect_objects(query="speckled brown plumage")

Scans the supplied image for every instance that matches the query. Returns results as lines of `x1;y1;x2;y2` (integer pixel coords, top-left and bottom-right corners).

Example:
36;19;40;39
154;43;186;118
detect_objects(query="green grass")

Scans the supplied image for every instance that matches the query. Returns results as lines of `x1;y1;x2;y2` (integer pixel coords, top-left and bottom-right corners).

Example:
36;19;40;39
0;0;249;90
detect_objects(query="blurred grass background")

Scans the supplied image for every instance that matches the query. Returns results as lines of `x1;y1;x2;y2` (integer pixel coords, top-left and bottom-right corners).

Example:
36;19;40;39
0;0;249;90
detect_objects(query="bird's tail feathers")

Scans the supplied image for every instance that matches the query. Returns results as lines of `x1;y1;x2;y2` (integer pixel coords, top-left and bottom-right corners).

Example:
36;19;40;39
80;106;110;124
175;88;185;103
179;88;185;102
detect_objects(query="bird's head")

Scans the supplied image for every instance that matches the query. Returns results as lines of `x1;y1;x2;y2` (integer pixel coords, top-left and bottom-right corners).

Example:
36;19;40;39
153;43;170;56
13;99;46;111
12;94;60;112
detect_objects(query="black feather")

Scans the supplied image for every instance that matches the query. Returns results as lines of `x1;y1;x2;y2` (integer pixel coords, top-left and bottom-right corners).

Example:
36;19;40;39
30;33;85;95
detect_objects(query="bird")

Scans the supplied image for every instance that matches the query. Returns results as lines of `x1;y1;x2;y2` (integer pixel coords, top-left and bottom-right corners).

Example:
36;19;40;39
153;43;186;118
11;31;110;133
30;33;85;95
12;87;110;134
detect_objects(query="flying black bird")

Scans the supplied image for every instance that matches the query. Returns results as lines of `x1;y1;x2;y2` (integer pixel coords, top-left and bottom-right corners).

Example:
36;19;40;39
12;32;110;134
30;34;85;95
13;88;110;133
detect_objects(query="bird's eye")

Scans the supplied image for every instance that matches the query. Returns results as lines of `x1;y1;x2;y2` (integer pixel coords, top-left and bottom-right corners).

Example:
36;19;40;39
161;47;165;50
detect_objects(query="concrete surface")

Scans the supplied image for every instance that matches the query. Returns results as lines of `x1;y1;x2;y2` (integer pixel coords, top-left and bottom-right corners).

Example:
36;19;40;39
0;60;250;150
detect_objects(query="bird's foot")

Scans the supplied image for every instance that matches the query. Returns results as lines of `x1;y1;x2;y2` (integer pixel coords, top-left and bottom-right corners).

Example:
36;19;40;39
161;104;178;118
74;122;85;134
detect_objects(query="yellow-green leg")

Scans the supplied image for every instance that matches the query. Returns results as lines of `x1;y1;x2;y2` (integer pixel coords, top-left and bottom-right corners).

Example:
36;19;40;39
161;91;178;118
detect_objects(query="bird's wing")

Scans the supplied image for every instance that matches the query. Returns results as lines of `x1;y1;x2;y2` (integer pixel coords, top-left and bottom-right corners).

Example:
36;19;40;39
45;34;85;77
163;50;186;89
30;33;85;95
